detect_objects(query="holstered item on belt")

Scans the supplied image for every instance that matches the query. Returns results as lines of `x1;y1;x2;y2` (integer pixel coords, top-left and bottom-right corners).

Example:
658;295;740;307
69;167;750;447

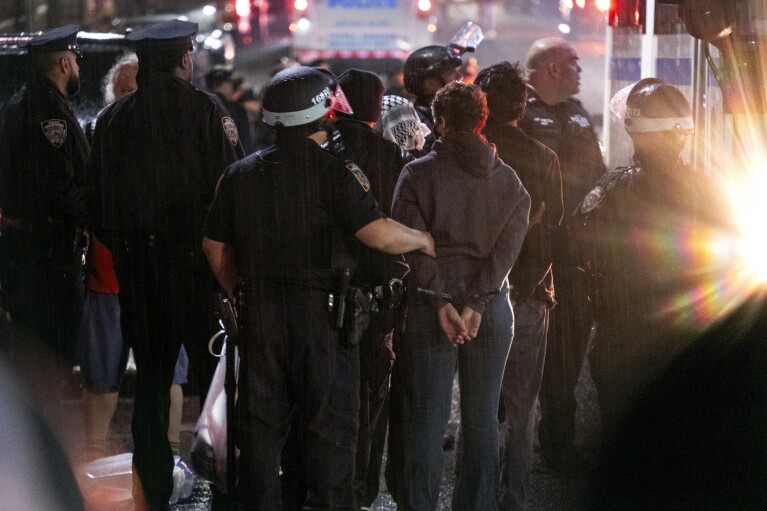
374;277;406;331
340;286;373;348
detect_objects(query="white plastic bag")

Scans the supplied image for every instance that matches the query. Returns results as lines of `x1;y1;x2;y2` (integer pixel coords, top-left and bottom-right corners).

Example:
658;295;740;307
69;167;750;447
190;336;238;493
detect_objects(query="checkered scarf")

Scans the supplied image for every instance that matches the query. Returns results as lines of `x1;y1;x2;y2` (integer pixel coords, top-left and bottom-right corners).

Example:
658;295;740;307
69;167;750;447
377;95;431;151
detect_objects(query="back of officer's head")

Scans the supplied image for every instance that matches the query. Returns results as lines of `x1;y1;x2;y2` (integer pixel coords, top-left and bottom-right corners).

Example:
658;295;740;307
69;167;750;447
624;78;693;162
127;20;196;79
261;65;336;137
335;69;385;124
432;81;487;134
475;61;527;126
625;78;692;126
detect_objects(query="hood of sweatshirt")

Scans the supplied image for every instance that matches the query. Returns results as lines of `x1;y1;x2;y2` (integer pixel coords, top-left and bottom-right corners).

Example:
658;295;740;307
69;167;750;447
435;131;500;178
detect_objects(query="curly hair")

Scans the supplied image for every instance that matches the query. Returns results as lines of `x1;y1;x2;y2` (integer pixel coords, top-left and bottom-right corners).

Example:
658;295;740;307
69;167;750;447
431;81;488;133
103;52;138;104
475;61;527;126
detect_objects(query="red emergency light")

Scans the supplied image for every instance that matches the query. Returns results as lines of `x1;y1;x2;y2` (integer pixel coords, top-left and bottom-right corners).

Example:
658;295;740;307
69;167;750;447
609;0;643;27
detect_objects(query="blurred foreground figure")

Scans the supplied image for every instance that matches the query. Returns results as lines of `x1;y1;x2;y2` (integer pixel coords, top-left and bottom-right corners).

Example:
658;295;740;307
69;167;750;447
584;299;767;510
576;78;712;434
0;25;87;419
0;355;85;511
202;66;434;510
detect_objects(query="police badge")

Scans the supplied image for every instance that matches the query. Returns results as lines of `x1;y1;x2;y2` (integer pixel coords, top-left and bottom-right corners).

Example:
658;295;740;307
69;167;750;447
222;117;239;146
346;162;370;192
580;185;605;214
41;119;67;148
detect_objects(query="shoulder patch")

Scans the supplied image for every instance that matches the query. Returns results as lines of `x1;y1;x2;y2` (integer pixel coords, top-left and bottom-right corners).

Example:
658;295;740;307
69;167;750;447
41;119;67;147
222;117;239;146
346;162;370;192
580;185;605;214
570;114;591;128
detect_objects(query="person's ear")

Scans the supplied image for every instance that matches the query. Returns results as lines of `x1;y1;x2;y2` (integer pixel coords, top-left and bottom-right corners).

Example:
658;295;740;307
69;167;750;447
59;54;71;74
435;115;447;133
548;61;559;79
181;51;191;70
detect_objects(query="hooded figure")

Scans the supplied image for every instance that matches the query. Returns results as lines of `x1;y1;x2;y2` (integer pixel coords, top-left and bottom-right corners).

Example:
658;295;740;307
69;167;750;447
391;81;530;510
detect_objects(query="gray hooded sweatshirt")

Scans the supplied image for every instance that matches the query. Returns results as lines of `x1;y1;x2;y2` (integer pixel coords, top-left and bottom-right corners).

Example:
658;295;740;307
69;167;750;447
392;131;531;314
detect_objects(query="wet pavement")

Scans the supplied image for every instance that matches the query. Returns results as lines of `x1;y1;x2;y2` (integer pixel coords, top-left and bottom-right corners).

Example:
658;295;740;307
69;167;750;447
75;347;601;511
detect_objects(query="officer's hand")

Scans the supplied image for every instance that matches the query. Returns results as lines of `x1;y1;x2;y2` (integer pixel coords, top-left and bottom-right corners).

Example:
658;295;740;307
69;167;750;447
460;306;482;340
419;231;436;258
438;302;468;346
529;202;546;230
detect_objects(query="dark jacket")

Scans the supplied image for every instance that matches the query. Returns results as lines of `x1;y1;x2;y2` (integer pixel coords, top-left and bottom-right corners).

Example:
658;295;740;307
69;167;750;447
88;72;244;245
521;86;605;223
333;119;412;217
0;79;88;225
332;119;413;285
392;132;530;314
483;123;563;305
575;160;708;342
0;78;90;362
204;134;383;294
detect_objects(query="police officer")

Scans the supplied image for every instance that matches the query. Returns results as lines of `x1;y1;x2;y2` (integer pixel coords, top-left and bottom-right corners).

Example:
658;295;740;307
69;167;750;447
0;25;88;408
521;37;606;471
576;78;703;437
88;20;244;510
201;65;435;510
403;45;463;155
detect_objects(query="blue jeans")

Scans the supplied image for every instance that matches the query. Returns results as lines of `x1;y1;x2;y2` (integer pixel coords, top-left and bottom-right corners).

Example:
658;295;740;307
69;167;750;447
499;299;549;511
402;287;513;511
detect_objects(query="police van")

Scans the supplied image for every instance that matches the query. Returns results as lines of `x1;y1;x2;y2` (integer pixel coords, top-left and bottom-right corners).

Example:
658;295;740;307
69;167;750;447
288;0;436;63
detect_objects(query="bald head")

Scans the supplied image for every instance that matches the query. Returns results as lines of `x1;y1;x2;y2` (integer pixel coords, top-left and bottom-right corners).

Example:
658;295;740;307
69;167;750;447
525;37;581;105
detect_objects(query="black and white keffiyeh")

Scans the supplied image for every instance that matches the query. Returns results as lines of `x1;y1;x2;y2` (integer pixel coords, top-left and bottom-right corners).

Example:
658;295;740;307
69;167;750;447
377;95;431;151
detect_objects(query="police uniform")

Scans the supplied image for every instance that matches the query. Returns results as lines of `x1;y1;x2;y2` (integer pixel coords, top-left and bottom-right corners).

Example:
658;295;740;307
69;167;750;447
204;133;383;510
520;85;605;467
87;20;243;509
575;160;703;432
0;25;88;368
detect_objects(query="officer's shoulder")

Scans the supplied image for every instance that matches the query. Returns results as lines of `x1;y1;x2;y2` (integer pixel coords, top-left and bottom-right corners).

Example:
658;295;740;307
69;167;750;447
601;165;641;190
578;165;640;215
221;148;274;178
195;88;229;112
565;96;584;108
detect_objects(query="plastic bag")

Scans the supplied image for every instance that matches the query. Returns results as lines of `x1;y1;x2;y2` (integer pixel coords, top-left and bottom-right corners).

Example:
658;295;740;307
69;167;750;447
169;458;195;504
190;340;238;493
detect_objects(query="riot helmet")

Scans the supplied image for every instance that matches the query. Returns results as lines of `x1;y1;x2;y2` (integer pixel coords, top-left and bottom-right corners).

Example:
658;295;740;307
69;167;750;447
623;78;693;135
403;45;463;96
262;66;352;128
